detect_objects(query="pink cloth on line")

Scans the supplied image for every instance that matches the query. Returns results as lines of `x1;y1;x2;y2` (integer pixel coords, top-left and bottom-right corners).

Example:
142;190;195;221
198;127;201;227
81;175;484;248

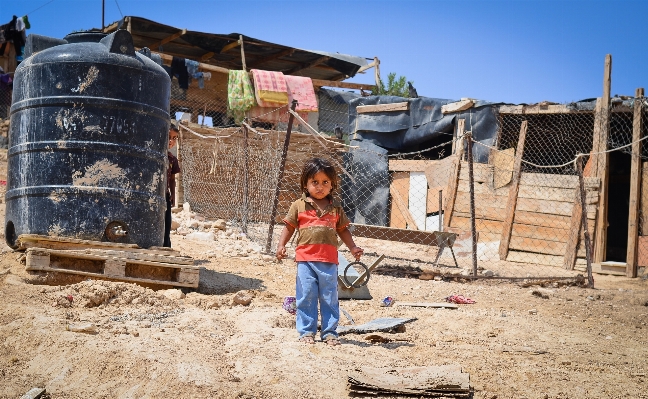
251;69;289;107
284;75;318;112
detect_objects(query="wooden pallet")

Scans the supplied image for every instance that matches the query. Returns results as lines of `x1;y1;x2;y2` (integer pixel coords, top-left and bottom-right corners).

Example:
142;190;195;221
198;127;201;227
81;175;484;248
20;235;199;288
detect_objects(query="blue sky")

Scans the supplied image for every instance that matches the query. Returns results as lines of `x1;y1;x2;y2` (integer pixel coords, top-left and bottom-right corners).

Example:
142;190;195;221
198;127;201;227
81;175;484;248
4;0;648;103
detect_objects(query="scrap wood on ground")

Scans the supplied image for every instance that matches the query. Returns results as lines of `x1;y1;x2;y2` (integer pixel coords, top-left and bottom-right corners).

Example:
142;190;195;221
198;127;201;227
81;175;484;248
348;365;471;397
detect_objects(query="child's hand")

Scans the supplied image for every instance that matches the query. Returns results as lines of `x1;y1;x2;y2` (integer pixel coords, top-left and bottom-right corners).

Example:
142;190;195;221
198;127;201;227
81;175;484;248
276;246;287;260
350;246;364;261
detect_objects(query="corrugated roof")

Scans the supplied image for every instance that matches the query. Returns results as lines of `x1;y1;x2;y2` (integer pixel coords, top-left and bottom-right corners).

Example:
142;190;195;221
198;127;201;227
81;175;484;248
103;16;368;81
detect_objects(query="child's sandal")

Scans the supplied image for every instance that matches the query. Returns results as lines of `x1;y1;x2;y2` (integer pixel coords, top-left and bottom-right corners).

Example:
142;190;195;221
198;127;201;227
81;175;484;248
324;336;341;346
299;336;315;345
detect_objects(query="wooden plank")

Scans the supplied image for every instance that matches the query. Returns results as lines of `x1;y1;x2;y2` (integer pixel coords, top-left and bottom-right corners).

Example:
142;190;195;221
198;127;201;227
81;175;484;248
509;236;568;257
449;216;503;238
220;39;241;53
441;99;474;114
458;181;598;204
104;259;126;277
350;223;457;247
591;262;627;276
512;224;571;242
513;211;571;229
311;79;376;91
593;54;612;263
563;188;584;270
154;52;230;74
388;159;430;172
389;181;419;231
458;162;493;183
397;302;458;309
444;119;465;229
519;173;600;189
409;172;428;230
506;250;564;267
389;172;410;229
25;264;199;288
498;104;575;114
493;148;514;189
40;248;199;270
626;87;644;278
427;186;446;214
500;121;528;260
149;29;187;50
357;102;409;114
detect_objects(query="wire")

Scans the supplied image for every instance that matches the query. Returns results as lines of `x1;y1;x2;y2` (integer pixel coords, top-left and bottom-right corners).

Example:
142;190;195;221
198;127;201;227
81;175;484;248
114;0;124;18
25;0;56;15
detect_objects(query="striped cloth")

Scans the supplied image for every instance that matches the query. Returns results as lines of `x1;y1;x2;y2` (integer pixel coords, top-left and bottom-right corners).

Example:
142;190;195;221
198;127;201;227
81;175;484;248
251;69;289;107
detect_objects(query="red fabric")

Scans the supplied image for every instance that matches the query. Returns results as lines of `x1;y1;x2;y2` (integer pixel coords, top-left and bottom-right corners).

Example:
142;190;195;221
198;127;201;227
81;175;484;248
445;295;476;304
295;243;339;264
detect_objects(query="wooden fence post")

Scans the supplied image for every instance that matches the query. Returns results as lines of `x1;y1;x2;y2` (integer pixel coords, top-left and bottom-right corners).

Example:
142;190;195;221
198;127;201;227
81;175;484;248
593;54;612;263
626;87;644;277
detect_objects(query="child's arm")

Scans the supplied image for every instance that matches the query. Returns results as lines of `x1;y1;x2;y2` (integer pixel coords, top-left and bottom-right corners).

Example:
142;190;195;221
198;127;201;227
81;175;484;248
338;227;364;261
276;225;296;260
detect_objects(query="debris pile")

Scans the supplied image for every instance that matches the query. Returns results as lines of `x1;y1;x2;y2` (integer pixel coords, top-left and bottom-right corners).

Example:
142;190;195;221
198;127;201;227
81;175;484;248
171;202;269;259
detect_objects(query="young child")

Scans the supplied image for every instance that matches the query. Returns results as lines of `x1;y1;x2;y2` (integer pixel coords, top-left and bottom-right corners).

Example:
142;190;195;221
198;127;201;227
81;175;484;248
276;158;364;346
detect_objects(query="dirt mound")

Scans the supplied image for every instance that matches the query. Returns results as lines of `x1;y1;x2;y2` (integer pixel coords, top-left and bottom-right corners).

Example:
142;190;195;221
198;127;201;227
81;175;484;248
40;279;177;308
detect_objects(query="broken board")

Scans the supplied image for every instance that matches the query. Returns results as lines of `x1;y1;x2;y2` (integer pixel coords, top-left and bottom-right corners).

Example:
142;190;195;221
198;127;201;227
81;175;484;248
397;302;458;309
20;235;199;288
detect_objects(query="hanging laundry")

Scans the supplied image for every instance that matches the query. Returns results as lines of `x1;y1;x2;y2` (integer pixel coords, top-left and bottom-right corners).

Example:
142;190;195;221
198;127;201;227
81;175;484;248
171;56;189;89
251;69;289;107
185;59;210;89
227;70;255;124
22;15;30;30
284;75;318;112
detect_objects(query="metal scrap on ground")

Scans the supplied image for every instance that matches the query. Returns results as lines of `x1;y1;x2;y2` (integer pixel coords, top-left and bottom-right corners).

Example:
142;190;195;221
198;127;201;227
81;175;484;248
337;317;416;335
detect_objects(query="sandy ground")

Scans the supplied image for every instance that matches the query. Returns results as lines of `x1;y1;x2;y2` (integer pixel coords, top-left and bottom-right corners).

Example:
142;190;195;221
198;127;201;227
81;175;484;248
1;153;648;398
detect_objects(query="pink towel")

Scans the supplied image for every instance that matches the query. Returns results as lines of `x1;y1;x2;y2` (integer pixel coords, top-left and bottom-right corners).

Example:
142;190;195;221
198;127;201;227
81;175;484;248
251;69;289;107
284;75;318;112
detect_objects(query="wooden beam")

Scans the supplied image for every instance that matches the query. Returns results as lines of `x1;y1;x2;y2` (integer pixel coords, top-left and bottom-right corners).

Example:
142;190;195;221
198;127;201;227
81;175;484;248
563;188;583;270
593;54;612;263
374;56;381;87
148;29;187;50
286;55;330;75
357;102;409;114
350;224;456;247
154;52;229;74
239;35;247;71
444;119;465;229
627;87;644;277
499;120;528;260
311;79;375;91
248;48;294;69
200;52;215;62
220;40;241;54
356;58;378;74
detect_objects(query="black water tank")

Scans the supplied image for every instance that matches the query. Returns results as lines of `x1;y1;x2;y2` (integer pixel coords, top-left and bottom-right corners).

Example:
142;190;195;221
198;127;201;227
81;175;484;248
6;30;171;248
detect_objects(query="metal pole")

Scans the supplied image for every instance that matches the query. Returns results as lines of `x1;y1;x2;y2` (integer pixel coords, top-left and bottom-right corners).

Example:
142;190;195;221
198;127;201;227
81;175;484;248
102;0;105;31
577;156;595;288
265;100;298;253
466;132;478;276
242;123;250;234
438;190;443;232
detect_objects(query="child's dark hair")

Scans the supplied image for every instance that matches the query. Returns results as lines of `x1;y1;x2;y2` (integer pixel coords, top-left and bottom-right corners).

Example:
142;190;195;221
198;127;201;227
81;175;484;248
300;158;338;194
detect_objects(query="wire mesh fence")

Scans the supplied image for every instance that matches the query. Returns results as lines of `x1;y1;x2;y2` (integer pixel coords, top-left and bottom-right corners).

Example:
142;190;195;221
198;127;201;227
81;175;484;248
4;59;648;282
175;87;648;282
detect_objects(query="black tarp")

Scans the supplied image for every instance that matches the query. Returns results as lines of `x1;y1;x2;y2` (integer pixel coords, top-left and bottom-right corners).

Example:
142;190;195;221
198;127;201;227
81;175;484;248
343;96;500;226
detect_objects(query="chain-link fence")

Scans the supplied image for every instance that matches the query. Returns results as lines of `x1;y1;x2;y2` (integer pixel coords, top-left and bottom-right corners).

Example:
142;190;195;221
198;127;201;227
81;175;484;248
177;87;648;282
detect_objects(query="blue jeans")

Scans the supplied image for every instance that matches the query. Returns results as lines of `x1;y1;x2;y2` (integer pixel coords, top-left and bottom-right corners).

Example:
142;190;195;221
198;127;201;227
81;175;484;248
295;261;339;340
